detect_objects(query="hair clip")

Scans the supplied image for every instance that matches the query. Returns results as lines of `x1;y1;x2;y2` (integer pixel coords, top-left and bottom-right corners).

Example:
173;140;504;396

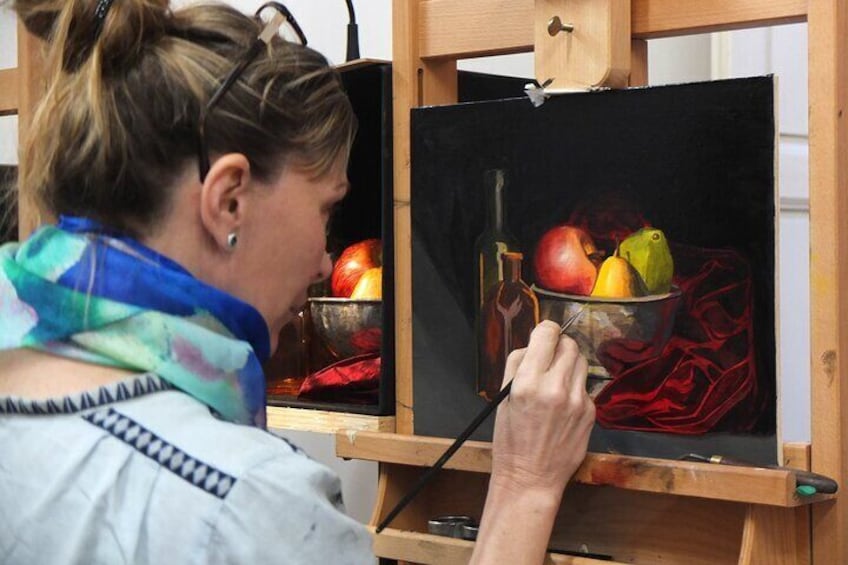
92;0;116;42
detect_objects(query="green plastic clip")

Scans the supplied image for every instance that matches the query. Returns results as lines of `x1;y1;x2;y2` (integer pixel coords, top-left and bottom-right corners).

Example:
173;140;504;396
796;485;817;497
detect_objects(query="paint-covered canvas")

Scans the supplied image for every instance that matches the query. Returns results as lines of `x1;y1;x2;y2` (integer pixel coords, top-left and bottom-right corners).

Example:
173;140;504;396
411;77;778;464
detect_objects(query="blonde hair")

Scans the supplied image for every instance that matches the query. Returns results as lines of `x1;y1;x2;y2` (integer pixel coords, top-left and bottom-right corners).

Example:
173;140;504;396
11;0;356;236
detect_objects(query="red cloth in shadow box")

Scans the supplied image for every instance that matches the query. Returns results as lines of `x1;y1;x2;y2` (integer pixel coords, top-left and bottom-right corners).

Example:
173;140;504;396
298;353;381;404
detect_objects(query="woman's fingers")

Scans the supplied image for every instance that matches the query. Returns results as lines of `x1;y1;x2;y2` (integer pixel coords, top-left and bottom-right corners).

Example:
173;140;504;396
570;354;595;428
543;334;581;397
567;351;590;399
515;321;561;379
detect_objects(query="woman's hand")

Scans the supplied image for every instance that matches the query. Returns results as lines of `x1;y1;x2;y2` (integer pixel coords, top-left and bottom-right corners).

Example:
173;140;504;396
491;320;595;495
470;320;595;565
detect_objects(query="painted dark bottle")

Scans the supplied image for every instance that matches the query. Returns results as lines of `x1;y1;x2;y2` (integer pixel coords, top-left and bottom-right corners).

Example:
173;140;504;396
474;169;519;396
478;252;539;401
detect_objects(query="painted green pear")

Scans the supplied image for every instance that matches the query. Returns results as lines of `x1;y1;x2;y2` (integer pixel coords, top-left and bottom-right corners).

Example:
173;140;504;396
619;228;674;294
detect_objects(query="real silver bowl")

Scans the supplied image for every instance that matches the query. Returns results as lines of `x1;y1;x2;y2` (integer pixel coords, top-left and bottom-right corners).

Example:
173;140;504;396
534;285;683;383
308;297;383;359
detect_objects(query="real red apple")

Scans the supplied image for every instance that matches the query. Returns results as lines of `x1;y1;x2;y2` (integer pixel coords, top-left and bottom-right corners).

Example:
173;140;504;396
331;239;382;298
351;267;382;300
533;225;600;295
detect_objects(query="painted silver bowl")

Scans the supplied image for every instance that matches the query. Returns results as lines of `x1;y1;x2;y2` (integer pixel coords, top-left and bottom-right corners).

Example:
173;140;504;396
534;285;683;389
308;297;383;359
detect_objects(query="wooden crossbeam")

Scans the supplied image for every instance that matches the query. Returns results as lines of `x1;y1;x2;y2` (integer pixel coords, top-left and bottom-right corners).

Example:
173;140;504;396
419;0;807;59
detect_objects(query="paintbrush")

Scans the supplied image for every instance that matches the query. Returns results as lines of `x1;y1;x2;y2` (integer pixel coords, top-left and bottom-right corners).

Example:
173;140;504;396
680;453;838;495
376;306;587;533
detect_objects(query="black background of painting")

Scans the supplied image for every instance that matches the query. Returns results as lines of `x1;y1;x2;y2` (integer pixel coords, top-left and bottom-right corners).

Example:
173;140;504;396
410;77;777;464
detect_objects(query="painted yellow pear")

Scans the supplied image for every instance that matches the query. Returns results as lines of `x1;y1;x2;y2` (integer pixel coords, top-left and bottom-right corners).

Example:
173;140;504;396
591;247;645;298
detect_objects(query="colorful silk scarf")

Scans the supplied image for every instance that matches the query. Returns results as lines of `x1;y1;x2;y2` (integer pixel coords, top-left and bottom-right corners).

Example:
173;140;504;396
0;216;270;427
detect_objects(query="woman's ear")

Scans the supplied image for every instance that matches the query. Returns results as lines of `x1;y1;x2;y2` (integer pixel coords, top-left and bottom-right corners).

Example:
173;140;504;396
199;153;251;249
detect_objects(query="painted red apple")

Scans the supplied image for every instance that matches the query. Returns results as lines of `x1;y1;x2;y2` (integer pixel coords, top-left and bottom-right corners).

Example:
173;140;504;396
533;225;600;295
331;239;382;298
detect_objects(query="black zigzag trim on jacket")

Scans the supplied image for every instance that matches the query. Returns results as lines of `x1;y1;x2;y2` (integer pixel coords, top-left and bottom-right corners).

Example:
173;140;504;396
0;374;173;416
82;407;237;499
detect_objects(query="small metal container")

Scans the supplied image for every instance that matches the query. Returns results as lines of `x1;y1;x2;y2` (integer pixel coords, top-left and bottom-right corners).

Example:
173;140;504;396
427;515;475;538
460;522;479;541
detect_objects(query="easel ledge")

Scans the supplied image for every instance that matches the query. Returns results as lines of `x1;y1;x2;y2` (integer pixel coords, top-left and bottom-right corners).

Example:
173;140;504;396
337;431;831;508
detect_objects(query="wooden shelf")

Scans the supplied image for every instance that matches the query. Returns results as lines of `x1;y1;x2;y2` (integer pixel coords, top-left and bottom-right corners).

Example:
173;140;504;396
371;527;628;565
266;406;394;434
336;431;833;507
0;68;18;115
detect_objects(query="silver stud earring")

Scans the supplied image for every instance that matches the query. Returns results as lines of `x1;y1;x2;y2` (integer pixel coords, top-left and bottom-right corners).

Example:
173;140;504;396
227;232;238;249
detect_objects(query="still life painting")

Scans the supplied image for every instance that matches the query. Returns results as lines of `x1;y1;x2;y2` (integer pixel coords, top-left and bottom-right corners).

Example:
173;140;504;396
411;76;778;463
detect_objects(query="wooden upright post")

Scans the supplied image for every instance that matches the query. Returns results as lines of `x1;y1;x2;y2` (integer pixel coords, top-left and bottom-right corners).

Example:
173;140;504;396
392;0;458;434
629;39;648;87
16;21;46;238
808;1;848;563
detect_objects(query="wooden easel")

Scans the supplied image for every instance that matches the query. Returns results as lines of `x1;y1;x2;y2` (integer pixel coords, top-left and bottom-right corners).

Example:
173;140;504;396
335;1;847;563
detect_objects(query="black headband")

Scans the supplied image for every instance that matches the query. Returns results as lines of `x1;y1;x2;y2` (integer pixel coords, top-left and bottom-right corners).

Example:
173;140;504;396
92;0;116;41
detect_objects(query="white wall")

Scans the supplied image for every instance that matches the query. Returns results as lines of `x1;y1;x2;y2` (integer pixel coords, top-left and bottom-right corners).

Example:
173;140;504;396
0;2;812;526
